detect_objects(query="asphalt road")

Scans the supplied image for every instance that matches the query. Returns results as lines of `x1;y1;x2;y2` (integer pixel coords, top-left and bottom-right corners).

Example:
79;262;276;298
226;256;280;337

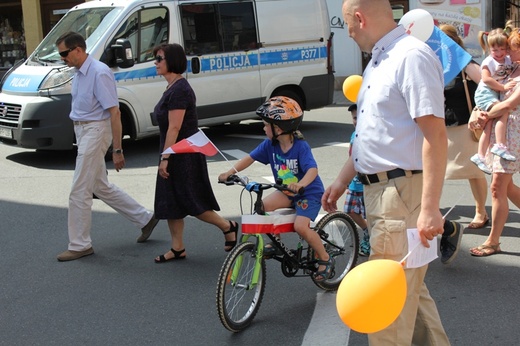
1;103;520;345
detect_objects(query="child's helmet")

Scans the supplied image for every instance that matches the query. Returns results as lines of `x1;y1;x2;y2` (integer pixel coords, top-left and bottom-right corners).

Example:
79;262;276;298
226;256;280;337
256;96;303;133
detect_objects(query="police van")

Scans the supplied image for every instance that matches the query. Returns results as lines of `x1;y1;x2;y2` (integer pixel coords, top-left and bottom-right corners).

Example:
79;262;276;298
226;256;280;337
0;0;334;150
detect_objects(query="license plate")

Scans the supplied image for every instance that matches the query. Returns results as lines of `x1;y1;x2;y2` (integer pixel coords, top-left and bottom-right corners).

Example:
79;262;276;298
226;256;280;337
0;127;12;139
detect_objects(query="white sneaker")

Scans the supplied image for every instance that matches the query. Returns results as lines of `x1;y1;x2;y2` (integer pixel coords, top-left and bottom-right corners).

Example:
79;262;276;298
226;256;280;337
470;154;492;175
490;144;516;161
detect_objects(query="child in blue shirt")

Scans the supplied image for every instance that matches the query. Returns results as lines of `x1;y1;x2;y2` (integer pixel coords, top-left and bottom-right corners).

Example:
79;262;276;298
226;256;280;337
219;96;333;281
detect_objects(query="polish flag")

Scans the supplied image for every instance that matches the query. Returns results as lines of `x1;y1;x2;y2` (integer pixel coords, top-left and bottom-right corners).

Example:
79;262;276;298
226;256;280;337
162;130;218;156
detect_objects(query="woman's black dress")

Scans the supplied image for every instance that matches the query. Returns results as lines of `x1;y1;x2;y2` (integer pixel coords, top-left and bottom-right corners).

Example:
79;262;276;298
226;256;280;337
153;78;220;219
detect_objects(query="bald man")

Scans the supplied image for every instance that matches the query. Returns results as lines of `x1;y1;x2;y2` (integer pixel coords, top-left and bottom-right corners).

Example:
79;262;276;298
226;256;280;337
323;1;450;344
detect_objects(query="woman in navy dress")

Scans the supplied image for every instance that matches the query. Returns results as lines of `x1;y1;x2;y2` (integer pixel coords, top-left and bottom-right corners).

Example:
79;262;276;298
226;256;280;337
152;43;238;262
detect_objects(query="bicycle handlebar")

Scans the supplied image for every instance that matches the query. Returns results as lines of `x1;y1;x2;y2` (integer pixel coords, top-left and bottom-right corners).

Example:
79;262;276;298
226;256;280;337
219;174;305;196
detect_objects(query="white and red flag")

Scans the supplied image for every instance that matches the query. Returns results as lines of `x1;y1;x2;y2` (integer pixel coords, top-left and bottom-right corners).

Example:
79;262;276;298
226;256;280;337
162;130;218;156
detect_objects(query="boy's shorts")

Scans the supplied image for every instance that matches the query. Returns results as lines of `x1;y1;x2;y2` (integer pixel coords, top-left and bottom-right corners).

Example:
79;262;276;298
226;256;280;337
344;191;366;218
475;84;499;111
291;196;322;221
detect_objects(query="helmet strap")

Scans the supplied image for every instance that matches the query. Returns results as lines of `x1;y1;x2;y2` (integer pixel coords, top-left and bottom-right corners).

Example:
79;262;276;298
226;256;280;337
270;123;279;145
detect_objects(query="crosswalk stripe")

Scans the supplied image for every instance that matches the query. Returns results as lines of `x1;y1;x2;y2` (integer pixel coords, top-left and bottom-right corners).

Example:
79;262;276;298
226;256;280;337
301;292;350;345
221;149;249;160
324;142;350;148
227;134;266;140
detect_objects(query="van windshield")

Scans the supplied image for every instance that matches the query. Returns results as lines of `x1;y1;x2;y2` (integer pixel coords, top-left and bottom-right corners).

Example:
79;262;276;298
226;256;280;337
30;7;122;65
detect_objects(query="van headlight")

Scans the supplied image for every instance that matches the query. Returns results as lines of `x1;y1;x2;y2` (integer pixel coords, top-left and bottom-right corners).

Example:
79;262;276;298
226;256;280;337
39;67;75;90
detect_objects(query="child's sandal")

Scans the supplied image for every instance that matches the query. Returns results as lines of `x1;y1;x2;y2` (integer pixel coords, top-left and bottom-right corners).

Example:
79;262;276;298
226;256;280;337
313;257;335;282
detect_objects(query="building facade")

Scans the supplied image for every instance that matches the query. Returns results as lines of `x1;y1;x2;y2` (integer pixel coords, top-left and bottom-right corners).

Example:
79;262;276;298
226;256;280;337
0;0;83;74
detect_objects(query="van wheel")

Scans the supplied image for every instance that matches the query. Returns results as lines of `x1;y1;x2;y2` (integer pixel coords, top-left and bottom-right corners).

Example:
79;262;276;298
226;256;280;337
272;90;304;110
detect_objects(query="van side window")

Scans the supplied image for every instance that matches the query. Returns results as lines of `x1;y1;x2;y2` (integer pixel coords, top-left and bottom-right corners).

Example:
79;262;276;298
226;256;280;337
112;7;169;63
180;2;257;56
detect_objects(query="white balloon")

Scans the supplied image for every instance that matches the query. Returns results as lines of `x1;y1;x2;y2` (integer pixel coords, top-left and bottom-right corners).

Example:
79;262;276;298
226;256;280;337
398;9;434;42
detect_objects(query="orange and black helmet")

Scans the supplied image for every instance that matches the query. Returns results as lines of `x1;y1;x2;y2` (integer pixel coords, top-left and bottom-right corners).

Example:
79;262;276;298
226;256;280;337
256;96;303;133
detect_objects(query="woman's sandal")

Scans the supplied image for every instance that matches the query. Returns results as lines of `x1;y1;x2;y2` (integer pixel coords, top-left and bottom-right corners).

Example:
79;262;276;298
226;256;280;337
223;221;239;252
469;243;501;257
313;257;335;282
467;216;490;229
154;248;186;263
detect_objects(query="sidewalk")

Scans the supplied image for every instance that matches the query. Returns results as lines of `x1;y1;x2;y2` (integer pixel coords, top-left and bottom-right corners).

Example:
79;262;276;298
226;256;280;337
330;89;351;107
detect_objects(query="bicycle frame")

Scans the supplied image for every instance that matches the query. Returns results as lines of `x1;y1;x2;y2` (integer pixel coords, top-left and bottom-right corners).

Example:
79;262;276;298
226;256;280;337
223;175;353;287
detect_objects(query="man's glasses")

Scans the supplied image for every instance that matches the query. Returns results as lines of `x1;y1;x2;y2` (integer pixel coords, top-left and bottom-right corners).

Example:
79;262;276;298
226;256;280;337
155;55;165;63
59;47;76;58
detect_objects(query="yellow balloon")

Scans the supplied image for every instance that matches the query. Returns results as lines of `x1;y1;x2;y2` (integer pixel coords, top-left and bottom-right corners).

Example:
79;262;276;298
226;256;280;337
336;259;407;334
342;75;363;103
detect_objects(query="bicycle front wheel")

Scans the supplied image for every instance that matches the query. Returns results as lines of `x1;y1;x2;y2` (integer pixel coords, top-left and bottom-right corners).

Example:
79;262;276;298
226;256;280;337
311;212;359;291
216;241;266;332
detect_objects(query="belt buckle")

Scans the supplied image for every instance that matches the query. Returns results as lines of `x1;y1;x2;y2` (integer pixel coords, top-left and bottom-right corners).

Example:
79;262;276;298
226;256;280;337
376;172;389;184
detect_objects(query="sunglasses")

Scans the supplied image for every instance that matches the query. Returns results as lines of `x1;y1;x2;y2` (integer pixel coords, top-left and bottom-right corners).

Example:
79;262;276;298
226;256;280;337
155;55;165;63
59;47;76;58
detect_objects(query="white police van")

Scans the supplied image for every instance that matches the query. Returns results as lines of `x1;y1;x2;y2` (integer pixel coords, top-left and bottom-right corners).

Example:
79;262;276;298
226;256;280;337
0;0;334;150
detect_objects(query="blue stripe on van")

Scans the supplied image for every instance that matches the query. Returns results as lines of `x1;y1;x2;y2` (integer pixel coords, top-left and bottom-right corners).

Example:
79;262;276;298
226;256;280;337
114;46;327;81
114;66;157;81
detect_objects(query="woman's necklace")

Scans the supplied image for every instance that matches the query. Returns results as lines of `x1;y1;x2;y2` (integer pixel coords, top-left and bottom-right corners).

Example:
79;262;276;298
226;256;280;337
166;75;182;90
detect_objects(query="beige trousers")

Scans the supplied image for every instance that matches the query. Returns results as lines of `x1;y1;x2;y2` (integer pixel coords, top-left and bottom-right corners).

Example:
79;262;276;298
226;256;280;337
364;174;450;346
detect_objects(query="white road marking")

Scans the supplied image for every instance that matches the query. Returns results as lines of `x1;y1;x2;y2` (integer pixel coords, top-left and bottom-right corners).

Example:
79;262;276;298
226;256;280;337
227;134;266;140
301;291;350;346
221;149;249;160
324;142;350;148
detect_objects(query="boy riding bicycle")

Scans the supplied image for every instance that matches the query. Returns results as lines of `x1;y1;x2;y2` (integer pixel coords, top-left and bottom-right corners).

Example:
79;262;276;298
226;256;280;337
218;96;334;281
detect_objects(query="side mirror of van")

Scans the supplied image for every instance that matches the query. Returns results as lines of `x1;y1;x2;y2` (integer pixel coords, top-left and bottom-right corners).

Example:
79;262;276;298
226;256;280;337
111;39;134;68
191;57;200;74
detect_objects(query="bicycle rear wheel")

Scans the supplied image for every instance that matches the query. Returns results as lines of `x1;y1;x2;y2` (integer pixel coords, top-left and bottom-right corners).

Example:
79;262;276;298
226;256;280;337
311;212;359;291
216;241;266;332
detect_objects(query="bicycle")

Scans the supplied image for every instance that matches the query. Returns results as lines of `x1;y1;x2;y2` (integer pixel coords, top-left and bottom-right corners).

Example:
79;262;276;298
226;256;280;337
216;174;359;332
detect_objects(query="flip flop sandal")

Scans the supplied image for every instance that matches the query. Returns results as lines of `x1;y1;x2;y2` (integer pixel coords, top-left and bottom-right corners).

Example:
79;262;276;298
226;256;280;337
467;216;490;229
469;244;501;257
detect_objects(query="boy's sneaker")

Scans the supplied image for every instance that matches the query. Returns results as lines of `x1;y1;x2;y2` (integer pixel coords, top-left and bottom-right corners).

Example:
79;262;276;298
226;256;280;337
440;221;464;265
359;233;370;256
490;144;517;161
470;154;492;175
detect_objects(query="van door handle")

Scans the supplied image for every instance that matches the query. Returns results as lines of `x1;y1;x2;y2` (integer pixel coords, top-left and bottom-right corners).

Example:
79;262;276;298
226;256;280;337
191;57;201;74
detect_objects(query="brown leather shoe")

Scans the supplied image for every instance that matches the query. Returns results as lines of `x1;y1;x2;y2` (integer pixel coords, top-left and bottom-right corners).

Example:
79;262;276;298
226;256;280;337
57;247;94;262
137;215;159;243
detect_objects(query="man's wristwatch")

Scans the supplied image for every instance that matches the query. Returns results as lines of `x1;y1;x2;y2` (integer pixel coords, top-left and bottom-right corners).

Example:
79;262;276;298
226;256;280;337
160;156;169;161
113;149;123;154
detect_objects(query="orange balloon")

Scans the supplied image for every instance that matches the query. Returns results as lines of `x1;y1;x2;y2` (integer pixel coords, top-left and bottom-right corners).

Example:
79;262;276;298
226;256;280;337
342;75;363;103
336;259;407;334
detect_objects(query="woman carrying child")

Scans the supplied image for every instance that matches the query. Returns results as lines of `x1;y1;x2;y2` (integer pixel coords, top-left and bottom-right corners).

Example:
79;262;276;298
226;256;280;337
471;26;518;172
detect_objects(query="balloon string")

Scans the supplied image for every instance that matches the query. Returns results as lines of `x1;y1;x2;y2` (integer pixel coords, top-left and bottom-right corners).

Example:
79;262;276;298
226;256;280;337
399;194;465;266
400;242;420;266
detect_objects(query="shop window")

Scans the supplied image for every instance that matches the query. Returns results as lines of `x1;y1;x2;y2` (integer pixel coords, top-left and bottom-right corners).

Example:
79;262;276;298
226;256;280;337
180;2;257;55
112;7;169;63
0;14;26;70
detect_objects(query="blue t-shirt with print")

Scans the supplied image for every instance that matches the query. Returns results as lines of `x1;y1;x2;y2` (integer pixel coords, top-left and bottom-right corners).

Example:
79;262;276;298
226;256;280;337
250;138;324;199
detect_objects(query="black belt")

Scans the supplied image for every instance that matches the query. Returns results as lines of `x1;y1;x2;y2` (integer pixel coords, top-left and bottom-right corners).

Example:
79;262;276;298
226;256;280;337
357;168;422;185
